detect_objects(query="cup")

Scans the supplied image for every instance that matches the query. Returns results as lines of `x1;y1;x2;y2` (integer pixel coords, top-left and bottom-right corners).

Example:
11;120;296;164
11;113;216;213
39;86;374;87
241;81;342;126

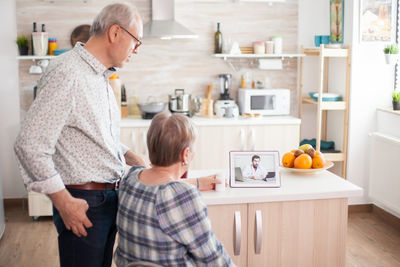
265;41;274;54
29;65;42;74
321;35;330;45
314;35;321;47
215;172;226;192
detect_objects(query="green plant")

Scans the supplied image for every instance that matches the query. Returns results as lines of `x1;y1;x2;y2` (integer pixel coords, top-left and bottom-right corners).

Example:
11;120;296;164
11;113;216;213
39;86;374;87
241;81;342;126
16;35;28;48
383;43;399;54
393;90;400;102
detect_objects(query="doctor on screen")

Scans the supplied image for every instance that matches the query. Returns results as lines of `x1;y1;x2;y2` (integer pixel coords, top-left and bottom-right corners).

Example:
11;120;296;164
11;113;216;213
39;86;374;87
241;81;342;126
242;155;268;180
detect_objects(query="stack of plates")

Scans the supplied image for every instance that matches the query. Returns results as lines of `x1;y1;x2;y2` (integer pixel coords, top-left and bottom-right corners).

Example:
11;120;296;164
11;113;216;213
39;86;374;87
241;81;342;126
309;92;342;101
53;49;69;56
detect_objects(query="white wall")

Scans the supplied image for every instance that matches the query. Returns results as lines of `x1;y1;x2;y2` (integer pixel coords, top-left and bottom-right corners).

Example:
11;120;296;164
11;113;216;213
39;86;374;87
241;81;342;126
0;0;26;198
299;0;395;205
346;0;394;204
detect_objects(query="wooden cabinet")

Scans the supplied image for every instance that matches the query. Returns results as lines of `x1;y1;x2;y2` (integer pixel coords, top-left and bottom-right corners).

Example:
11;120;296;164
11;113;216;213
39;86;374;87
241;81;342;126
120;126;150;165
28;192;53;220
208;204;248;267
121;123;299;170
208;198;348;267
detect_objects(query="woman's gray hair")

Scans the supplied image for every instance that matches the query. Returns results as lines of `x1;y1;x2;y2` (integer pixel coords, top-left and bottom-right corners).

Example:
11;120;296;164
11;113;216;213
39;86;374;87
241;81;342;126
90;3;139;36
147;113;198;167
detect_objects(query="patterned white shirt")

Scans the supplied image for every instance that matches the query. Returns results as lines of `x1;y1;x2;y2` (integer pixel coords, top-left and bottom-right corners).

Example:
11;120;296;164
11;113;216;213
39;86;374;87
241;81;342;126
14;42;129;195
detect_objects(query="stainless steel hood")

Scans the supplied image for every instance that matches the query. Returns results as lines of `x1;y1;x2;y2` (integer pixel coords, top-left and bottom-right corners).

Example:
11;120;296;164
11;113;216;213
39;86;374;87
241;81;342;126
143;0;198;40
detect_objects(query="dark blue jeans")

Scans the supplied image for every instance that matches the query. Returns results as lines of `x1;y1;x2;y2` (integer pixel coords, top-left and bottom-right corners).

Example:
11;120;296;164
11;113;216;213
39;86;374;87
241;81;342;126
53;188;118;267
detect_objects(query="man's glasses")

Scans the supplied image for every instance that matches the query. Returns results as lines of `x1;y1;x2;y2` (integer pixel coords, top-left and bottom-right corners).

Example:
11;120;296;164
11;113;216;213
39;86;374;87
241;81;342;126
119;25;142;50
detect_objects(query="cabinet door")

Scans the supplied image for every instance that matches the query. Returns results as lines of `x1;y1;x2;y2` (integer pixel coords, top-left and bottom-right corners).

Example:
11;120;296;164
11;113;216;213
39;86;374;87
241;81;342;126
120;127;150;164
192;126;245;169
207;204;248;267
247;199;347;267
248;125;299;156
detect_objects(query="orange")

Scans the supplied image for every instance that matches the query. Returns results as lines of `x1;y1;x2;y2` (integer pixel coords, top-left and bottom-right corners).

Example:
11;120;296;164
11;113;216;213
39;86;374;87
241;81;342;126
282;152;296;168
312;155;326;169
294;154;312;169
314;151;323;157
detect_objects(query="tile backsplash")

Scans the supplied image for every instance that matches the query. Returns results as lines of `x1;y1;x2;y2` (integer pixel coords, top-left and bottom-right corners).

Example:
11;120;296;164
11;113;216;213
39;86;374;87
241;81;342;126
17;0;299;117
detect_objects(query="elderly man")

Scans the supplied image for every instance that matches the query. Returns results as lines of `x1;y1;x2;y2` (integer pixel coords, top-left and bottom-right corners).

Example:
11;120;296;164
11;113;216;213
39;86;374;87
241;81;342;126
14;3;145;267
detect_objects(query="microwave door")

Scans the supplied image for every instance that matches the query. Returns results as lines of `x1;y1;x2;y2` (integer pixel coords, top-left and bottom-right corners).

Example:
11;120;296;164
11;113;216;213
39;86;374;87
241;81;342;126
250;95;276;111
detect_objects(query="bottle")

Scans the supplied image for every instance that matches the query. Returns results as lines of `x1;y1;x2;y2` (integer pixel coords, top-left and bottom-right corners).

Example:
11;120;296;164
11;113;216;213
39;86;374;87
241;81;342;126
41;24;46;32
109;73;121;109
214;22;223;54
31;22;37;55
128;89;141;117
121;84;128;118
241;75;246;88
48;38;57;55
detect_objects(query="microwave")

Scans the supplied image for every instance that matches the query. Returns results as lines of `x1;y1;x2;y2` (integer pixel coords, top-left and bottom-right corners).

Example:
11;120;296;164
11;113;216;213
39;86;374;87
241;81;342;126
238;89;290;115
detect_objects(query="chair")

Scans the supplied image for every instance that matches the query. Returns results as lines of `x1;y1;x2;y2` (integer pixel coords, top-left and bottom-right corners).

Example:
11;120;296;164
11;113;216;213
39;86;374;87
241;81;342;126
127;260;164;267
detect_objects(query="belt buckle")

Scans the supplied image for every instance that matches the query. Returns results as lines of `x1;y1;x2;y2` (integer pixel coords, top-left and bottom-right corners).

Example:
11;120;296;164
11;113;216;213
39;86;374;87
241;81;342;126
115;179;121;190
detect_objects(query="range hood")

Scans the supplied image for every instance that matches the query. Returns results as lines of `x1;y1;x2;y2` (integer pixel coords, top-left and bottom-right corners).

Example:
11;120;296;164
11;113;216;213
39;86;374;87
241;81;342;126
143;0;198;40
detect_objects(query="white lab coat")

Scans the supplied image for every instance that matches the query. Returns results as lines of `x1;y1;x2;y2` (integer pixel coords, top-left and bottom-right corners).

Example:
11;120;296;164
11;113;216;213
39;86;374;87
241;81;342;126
242;164;268;180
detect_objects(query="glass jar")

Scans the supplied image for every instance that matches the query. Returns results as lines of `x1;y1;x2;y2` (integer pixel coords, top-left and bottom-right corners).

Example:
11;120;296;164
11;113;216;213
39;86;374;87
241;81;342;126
253;41;265;54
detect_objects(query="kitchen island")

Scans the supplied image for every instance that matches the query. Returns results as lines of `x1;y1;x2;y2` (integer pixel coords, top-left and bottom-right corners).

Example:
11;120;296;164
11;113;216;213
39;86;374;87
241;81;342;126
188;169;362;267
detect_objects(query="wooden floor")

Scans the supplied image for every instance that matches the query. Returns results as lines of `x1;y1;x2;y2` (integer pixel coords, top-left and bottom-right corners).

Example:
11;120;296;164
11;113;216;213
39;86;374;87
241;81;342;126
0;205;400;267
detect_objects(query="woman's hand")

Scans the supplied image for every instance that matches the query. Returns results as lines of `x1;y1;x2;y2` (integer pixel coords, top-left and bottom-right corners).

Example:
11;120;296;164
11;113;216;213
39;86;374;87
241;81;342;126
198;175;221;191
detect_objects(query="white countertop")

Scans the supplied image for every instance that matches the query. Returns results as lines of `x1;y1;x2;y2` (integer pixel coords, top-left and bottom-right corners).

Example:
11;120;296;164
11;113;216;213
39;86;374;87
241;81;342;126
188;169;363;205
120;115;301;128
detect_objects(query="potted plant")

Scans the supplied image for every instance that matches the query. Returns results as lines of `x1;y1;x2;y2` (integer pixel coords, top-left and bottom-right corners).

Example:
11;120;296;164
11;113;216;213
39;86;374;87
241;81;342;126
16;35;29;55
393;90;400;110
383;43;399;64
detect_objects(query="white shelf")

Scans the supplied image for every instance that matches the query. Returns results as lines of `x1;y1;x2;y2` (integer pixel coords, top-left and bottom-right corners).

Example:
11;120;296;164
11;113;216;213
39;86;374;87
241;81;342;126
302;97;346;110
239;0;285;2
214;53;305;60
17;55;56;60
303;47;349;58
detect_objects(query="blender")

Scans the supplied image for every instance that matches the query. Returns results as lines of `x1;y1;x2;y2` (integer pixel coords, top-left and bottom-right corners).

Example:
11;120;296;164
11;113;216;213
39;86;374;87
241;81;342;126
214;74;239;118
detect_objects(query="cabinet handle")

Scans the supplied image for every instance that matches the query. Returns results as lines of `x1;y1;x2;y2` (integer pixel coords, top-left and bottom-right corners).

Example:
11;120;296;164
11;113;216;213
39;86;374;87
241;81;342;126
142;131;148;156
131;132;136;152
250;128;255;150
234;211;241;256
240;128;245;150
255;210;262;254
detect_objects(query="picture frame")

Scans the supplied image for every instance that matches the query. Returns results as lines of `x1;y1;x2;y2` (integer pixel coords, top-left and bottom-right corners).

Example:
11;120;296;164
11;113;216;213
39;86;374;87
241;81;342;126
229;151;281;188
360;0;397;42
330;0;345;43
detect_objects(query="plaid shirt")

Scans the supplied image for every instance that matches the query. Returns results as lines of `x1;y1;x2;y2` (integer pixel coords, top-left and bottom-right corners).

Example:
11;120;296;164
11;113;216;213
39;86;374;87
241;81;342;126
115;167;233;267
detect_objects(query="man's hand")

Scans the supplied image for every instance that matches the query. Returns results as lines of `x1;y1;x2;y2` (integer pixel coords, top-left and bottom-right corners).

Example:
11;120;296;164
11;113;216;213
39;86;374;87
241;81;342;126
249;176;255;179
124;150;147;166
48;189;93;237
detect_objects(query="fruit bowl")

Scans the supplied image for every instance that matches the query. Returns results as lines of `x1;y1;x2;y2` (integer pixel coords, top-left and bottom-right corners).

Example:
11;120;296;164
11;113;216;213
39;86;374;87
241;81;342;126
280;161;334;174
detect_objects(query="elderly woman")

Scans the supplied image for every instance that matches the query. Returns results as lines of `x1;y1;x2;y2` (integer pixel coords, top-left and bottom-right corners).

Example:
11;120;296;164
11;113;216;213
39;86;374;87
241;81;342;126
115;113;232;267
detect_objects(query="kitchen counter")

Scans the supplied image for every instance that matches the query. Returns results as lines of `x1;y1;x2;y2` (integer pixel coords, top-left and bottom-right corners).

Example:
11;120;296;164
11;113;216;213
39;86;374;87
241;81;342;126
120;115;301;128
188;169;363;205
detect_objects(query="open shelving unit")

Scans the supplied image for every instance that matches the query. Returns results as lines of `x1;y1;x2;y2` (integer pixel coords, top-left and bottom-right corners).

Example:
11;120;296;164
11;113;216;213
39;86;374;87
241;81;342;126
213;53;305;60
298;45;351;178
213;53;305;71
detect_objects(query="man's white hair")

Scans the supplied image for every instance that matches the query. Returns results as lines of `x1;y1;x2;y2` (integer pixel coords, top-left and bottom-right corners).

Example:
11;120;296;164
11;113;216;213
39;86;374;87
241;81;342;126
90;3;139;36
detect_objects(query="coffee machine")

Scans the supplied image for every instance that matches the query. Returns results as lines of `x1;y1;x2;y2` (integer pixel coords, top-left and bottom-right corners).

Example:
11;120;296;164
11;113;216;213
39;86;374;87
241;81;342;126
214;74;239;118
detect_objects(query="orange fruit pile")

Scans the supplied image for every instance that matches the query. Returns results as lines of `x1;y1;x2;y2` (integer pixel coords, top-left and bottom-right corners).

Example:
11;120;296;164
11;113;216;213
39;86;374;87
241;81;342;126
282;145;325;169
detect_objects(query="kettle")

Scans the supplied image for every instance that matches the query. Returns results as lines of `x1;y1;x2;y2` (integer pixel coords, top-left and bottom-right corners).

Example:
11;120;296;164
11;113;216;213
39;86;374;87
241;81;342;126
169;89;191;116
